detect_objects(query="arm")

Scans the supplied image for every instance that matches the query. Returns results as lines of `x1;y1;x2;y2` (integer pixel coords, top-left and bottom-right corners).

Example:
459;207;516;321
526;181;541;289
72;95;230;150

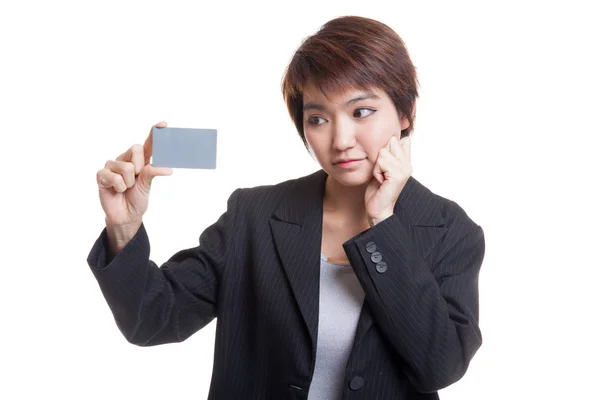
343;207;485;392
86;188;241;346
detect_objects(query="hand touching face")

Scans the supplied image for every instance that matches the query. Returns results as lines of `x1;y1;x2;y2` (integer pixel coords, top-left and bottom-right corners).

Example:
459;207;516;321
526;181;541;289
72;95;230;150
364;134;413;226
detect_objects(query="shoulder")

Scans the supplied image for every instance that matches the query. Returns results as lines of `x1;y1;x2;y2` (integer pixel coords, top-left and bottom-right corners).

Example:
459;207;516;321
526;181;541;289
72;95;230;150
401;176;480;228
404;176;483;248
434;191;480;231
428;187;485;265
232;176;297;208
400;176;485;266
227;169;325;217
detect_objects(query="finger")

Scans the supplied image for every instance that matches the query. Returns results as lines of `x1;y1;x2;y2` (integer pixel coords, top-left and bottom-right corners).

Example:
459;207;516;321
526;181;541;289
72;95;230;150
130;144;145;174
400;136;412;162
138;164;173;191
144;121;168;164
399;135;411;148
376;148;396;174
373;165;384;184
116;144;145;174
97;169;127;193
111;174;127;193
389;135;402;158
96;169;113;188
116;149;129;162
104;160;136;189
373;149;390;184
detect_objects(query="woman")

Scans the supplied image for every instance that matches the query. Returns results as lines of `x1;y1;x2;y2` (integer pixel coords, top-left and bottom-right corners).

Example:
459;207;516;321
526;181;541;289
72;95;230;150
89;15;485;399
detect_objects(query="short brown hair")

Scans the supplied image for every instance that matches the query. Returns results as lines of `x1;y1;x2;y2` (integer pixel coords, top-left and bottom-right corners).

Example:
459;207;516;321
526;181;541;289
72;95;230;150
281;16;419;150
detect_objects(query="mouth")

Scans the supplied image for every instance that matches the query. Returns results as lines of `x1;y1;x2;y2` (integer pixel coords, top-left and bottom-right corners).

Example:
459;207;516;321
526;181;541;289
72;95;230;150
333;158;366;168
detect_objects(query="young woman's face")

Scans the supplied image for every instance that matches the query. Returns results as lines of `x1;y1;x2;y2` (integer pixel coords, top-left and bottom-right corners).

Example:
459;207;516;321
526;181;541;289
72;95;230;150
302;85;410;187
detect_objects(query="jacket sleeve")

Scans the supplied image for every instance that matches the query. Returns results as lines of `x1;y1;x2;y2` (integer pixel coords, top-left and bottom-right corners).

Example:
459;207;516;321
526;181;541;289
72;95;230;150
86;188;241;346
342;207;485;393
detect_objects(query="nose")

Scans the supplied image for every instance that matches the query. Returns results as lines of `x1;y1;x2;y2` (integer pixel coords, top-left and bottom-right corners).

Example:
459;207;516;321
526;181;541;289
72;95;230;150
331;118;357;151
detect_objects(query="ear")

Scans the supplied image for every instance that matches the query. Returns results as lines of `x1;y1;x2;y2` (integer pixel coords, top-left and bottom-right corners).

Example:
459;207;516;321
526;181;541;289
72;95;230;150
400;114;410;131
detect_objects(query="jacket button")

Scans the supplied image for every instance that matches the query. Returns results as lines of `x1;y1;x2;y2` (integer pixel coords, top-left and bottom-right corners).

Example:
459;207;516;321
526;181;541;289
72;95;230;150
376;261;388;273
365;241;377;253
370;251;382;263
349;376;364;391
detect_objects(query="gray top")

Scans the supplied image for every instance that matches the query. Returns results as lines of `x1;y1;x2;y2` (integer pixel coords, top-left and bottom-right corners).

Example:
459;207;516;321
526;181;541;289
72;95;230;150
307;254;365;399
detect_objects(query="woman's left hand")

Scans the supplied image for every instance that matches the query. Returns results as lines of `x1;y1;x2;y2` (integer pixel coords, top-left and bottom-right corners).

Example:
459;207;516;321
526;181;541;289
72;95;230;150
365;135;413;227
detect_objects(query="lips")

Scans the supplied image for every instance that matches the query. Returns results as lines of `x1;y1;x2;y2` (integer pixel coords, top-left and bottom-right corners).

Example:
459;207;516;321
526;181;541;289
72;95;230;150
332;158;366;170
334;157;365;164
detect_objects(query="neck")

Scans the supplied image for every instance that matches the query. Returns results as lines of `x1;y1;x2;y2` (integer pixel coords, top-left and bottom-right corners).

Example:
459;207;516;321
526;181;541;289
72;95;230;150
323;176;368;217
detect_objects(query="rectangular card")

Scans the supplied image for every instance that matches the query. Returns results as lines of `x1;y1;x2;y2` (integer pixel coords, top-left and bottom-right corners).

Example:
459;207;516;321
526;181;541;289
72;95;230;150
152;126;217;169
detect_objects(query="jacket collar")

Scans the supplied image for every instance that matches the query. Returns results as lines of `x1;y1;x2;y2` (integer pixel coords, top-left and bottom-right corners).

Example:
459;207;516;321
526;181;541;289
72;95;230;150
272;169;445;228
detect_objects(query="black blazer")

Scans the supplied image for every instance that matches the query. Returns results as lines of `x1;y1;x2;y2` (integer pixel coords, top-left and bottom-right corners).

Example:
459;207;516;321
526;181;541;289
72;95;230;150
87;169;485;399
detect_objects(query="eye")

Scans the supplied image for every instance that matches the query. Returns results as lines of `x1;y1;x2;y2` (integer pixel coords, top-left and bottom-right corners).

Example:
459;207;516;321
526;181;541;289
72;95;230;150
307;116;327;125
353;108;376;118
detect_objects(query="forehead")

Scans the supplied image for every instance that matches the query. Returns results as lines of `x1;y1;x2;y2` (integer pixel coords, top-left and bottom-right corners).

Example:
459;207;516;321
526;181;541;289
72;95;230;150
302;83;384;105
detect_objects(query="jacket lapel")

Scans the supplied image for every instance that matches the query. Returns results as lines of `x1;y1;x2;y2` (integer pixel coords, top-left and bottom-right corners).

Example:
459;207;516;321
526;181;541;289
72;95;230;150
352;175;448;347
268;169;328;353
268;170;448;354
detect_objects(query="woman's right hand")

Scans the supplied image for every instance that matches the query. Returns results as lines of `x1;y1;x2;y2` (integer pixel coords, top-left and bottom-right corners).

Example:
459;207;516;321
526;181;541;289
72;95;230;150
96;121;173;252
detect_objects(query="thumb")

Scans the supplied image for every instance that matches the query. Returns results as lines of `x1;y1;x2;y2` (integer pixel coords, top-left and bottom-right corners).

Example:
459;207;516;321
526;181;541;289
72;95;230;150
138;164;173;191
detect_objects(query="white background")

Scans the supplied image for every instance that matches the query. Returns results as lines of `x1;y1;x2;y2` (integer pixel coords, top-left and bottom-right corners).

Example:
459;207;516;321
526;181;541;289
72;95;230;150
1;0;599;399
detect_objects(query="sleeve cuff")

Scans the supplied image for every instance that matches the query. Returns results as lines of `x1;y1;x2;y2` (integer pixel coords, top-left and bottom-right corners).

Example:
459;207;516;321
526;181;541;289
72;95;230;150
87;223;150;272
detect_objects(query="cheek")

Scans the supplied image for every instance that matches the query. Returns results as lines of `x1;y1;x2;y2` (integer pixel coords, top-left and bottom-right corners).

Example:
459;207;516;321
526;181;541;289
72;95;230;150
305;131;327;157
361;116;402;159
359;130;389;161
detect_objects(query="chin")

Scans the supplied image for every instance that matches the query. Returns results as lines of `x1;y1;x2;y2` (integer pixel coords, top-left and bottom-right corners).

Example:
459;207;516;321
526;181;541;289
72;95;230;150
327;169;372;187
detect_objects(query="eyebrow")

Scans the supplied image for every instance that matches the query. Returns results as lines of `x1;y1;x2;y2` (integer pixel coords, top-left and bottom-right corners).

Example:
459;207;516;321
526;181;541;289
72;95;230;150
302;92;380;112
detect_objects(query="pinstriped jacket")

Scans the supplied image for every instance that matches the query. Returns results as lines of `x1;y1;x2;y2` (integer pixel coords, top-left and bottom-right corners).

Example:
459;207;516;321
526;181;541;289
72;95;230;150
87;169;485;399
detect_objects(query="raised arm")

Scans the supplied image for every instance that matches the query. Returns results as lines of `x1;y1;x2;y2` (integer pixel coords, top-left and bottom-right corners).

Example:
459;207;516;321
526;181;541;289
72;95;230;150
343;210;485;392
88;121;239;346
